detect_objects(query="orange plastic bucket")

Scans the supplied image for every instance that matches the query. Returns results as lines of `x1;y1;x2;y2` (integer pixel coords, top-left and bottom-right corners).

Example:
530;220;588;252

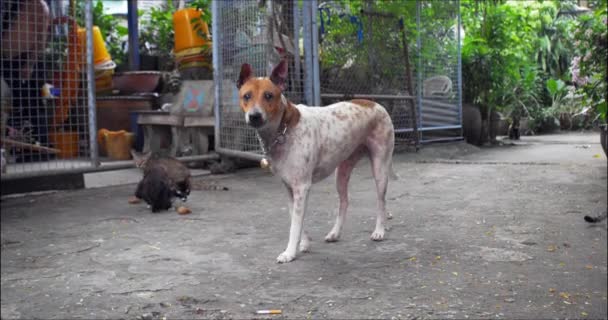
77;26;112;65
173;8;210;53
102;130;134;160
49;131;79;158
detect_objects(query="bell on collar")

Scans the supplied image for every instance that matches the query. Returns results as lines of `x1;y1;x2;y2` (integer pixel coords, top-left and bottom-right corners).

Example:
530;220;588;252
260;158;271;169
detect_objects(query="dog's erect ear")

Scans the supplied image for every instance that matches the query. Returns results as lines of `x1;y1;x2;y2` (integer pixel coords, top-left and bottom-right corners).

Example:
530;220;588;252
237;63;254;89
270;59;288;91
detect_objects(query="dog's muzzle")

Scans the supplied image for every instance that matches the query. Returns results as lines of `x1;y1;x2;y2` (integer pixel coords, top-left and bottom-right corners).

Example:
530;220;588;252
247;110;265;128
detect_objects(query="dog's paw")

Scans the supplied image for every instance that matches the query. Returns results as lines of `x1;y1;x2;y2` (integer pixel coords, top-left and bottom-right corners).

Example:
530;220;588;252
299;234;311;253
324;230;340;242
128;196;141;204
276;251;296;263
370;228;385;241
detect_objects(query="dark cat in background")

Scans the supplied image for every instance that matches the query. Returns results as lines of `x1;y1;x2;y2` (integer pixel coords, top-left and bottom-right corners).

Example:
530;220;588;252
131;150;191;212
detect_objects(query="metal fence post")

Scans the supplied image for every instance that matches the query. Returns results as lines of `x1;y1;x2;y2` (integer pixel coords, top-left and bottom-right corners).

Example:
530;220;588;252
416;0;423;141
457;0;463;136
303;0;314;105
212;0;222;152
293;1;302;102
85;0;99;167
311;0;321;106
127;0;140;71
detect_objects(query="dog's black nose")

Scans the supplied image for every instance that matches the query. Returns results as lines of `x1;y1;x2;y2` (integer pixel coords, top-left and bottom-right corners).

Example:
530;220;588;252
248;112;264;127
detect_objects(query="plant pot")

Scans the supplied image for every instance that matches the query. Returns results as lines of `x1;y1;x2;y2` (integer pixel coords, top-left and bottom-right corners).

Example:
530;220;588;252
489;111;501;143
520;117;530;135
559;113;572;130
600;124;607;157
112;71;162;95
140;54;159;71
462;103;482;146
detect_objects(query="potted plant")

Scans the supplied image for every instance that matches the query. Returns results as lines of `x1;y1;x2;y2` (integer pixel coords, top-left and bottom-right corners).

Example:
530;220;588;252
139;0;177;71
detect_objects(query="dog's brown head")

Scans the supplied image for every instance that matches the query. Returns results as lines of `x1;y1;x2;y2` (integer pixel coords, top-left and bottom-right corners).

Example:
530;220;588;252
237;60;287;128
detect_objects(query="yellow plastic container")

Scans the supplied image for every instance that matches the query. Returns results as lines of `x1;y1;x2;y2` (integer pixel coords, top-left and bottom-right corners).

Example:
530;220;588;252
49;131;80;158
101;130;134;160
77;26;112;65
173;8;210;53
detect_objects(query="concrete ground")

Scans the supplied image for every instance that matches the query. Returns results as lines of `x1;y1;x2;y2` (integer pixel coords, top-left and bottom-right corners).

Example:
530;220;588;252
1;132;607;319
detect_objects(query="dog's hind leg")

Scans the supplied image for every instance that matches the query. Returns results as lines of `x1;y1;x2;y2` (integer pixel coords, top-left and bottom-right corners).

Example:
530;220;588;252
325;146;367;242
367;128;394;241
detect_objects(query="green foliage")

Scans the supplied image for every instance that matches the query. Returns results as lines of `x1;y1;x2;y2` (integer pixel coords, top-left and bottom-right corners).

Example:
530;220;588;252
462;0;544;117
546;78;565;98
189;0;212;45
139;0;176;70
571;1;607;123
459;0;605;134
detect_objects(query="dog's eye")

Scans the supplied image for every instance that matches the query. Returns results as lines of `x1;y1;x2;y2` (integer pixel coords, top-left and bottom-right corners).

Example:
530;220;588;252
243;93;251;101
264;92;274;100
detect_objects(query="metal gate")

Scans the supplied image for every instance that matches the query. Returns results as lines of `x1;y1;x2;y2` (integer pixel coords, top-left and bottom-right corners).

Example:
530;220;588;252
213;0;462;159
317;0;420;148
212;0;318;161
1;0;98;179
416;0;463;142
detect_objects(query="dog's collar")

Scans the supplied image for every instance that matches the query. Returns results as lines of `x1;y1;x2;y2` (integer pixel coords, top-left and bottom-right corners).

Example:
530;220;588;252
257;97;289;168
257;111;288;156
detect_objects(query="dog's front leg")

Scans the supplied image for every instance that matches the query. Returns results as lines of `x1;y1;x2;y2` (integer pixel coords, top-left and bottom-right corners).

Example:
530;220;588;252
284;182;311;253
277;183;311;263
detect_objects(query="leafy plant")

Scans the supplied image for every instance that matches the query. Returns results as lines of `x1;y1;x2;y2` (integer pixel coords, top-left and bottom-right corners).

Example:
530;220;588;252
462;0;541;127
571;1;607;123
139;0;176;70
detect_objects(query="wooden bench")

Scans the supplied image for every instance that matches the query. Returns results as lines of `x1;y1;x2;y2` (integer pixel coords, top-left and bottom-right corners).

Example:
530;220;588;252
136;111;214;156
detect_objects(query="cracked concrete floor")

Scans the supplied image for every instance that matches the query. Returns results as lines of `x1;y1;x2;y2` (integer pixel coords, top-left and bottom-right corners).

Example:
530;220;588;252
1;132;607;319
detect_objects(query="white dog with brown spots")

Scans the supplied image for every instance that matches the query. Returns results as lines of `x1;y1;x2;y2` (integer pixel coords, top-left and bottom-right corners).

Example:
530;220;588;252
237;60;396;263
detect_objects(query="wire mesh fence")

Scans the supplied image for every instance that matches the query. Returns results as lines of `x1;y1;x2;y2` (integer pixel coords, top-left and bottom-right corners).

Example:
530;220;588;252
316;0;462;145
213;0;314;158
317;0;420;148
417;0;462;142
1;0;95;177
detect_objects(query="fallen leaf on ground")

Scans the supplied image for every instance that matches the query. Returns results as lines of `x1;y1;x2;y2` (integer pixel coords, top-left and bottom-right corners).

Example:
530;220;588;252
581;311;588;316
585;264;593;270
549;288;556;293
592;154;601;158
559;292;570;300
547;245;556;252
408;256;417;262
